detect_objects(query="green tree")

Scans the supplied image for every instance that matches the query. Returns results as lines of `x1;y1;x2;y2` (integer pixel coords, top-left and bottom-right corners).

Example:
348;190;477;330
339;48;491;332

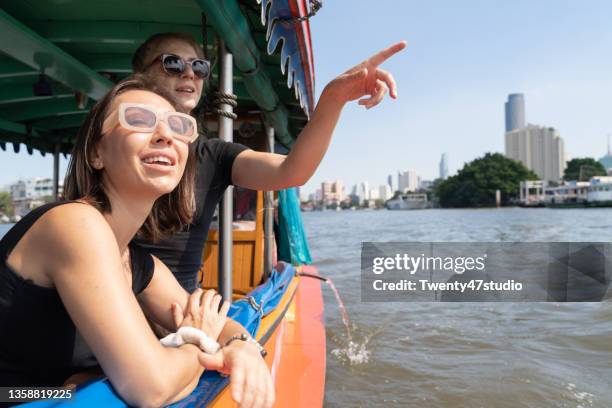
563;158;606;181
0;191;13;216
436;153;537;208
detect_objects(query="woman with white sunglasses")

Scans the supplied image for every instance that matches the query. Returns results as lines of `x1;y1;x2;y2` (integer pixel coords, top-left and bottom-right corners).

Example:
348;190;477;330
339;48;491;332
0;76;274;408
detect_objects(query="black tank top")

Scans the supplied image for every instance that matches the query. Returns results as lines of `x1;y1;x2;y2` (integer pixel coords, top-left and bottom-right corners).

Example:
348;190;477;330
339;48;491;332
0;201;154;387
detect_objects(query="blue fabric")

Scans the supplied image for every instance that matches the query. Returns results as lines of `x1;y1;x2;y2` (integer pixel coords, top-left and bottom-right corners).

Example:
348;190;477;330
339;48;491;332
278;188;312;265
19;263;296;408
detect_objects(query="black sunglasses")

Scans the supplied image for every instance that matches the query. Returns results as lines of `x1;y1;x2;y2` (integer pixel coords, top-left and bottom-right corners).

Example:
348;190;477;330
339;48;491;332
149;53;211;80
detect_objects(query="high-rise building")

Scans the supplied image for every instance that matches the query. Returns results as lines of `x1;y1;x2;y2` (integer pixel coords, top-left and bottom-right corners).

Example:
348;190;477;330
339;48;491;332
321;180;344;206
398;170;418;192
505;125;566;181
599;134;612;175
387;174;393;191
369;188;379;200
349;184;362;205
439;153;449;180
378;184;393;201
360;181;370;201
505;93;526;132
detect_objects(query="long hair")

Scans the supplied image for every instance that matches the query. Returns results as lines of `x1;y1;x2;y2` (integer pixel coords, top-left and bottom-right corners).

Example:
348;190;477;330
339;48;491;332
63;74;196;242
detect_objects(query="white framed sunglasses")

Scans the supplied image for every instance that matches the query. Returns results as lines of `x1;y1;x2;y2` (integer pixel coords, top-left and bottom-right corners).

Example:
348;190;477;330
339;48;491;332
102;103;198;144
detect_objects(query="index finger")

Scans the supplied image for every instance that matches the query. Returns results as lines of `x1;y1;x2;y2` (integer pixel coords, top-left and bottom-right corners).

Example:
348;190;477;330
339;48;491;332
369;41;407;66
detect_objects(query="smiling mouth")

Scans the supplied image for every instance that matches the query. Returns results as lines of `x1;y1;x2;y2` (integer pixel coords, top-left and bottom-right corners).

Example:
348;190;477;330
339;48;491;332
142;156;175;166
176;87;195;94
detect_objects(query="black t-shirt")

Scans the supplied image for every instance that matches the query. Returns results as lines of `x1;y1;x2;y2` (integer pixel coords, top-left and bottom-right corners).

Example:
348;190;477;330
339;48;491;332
135;138;248;292
0;201;154;388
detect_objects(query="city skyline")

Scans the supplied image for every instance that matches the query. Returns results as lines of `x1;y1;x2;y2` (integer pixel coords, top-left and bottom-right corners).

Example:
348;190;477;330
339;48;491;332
1;1;612;197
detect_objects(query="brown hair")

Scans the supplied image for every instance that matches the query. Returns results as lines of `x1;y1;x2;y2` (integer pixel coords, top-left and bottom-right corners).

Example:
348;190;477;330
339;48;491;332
63;74;196;242
132;32;204;73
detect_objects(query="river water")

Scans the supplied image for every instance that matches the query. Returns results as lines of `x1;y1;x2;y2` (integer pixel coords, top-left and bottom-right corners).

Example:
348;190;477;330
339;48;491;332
302;208;612;408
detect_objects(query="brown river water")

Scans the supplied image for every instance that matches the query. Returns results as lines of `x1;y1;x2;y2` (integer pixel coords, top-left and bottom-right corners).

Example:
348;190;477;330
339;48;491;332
302;208;612;408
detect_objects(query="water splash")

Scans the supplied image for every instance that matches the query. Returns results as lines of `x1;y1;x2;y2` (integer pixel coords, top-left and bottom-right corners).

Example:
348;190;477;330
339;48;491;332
299;271;380;365
324;279;387;365
325;279;353;343
330;325;385;366
331;339;371;365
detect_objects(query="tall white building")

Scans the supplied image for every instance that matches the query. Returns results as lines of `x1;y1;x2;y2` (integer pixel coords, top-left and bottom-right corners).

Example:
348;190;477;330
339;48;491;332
360;181;370;201
505;125;566;182
439;153;449;180
378;184;393;201
397;169;418;192
369;188;379;200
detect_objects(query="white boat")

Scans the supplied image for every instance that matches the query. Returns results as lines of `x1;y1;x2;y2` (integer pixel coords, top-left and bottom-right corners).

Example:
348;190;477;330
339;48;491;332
587;176;612;204
386;193;428;210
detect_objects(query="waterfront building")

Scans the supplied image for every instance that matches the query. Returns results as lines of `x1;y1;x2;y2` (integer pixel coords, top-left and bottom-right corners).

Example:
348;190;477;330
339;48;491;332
439;153;449;180
519;180;547;206
398;169;418;192
505;125;566;182
505;93;525;132
10;177;61;201
321;180;344;206
387;174;393;191
10;177;63;217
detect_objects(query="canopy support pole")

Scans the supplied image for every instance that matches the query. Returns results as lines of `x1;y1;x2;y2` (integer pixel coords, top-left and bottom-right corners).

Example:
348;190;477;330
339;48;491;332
53;143;60;200
217;39;234;302
263;125;275;279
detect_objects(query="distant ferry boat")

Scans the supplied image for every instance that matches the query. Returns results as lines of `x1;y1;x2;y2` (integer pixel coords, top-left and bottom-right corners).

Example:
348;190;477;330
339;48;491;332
520;177;612;208
386;193;428;210
586;176;612;205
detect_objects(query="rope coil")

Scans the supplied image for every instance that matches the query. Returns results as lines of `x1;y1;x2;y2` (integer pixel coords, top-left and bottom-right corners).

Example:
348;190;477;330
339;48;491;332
213;91;238;120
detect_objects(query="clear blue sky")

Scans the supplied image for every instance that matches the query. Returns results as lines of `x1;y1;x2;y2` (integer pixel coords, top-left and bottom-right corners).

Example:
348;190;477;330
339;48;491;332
2;0;612;195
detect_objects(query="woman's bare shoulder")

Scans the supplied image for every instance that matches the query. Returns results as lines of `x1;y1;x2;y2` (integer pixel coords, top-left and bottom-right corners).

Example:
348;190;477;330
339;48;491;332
31;202;117;261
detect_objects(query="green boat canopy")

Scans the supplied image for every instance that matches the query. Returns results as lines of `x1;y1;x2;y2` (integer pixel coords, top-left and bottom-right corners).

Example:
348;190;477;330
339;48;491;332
0;0;316;156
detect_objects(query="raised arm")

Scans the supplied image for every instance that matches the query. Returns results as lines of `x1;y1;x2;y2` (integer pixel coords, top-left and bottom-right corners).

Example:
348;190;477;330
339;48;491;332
40;204;203;407
231;41;407;191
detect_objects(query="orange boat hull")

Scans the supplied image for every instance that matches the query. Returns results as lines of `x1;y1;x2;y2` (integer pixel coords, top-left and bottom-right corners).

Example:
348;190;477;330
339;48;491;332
210;265;326;407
